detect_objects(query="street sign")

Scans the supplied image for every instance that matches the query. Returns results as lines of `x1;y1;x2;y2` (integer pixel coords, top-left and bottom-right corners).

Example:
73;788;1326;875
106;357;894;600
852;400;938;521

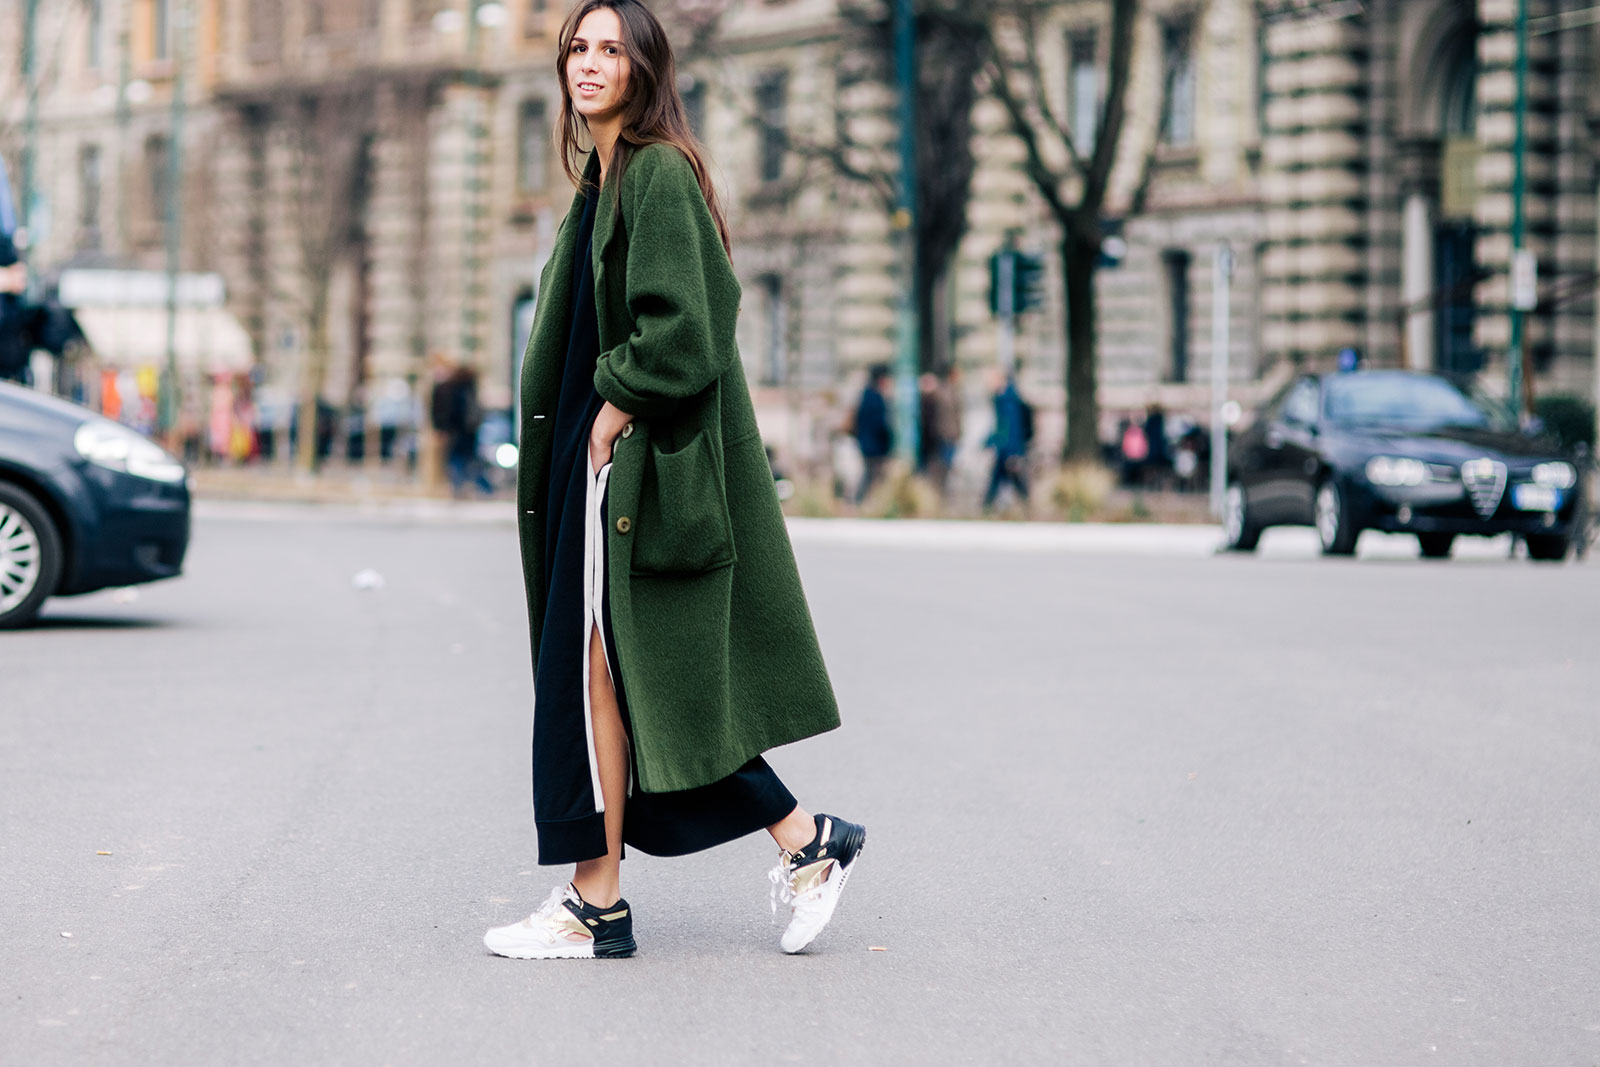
1510;249;1538;311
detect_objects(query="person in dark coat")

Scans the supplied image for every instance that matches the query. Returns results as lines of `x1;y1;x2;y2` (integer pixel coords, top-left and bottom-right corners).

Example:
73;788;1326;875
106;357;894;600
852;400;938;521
983;370;1031;510
918;367;962;495
852;364;893;502
431;364;492;496
484;0;863;963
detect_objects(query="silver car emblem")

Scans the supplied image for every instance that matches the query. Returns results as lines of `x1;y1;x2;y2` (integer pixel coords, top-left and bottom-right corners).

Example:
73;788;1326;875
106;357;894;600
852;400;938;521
1460;458;1506;519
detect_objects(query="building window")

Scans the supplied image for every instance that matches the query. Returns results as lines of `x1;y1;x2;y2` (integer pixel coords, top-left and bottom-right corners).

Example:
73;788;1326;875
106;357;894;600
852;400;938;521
78;144;103;249
249;0;282;58
682;78;706;140
523;0;548;36
145;133;169;227
1068;31;1098;152
755;69;788;183
517;98;548;193
1161;16;1196;147
1255;18;1268;140
1164;250;1191;382
760;274;786;385
153;0;170;60
87;0;103;68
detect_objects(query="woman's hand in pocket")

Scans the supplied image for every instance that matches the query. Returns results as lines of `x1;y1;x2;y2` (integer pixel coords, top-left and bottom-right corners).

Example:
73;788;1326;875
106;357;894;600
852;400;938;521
589;401;634;473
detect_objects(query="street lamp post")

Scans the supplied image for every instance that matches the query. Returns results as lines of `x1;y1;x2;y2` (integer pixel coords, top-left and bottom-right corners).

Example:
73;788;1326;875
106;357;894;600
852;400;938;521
20;0;40;296
1210;242;1233;520
160;0;192;437
1508;0;1529;415
890;0;920;466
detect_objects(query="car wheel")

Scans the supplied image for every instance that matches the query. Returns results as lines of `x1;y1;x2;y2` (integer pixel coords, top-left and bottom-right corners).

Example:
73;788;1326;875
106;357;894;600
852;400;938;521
1524;533;1570;562
1223;482;1261;552
1315;479;1359;556
1417;533;1455;559
0;482;63;629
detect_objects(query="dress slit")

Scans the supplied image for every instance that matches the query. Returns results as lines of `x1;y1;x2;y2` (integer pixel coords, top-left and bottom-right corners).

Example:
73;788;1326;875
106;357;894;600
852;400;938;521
530;182;798;867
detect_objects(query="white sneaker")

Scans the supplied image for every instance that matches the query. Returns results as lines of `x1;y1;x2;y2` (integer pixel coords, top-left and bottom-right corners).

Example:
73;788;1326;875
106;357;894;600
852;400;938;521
483;883;636;959
768;814;866;954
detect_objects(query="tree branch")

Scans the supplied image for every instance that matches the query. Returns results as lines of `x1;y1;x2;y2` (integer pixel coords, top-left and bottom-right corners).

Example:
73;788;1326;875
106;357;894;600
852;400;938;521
982;45;1073;225
1083;0;1139;212
1015;5;1086;175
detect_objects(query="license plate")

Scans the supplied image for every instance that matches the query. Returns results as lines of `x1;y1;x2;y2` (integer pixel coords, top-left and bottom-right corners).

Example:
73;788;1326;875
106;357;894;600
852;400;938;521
1512;484;1561;512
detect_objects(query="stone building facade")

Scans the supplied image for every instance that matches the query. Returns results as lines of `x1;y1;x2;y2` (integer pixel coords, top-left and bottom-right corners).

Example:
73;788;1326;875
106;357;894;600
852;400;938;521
1259;0;1599;402
4;0;1597;471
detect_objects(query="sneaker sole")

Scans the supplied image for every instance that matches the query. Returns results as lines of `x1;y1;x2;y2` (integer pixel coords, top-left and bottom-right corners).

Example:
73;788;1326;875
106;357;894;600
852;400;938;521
781;843;863;955
484;935;637;960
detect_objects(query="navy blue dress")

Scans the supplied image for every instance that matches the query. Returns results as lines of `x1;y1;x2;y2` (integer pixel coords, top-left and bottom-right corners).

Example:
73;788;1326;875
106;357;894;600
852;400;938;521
531;184;797;866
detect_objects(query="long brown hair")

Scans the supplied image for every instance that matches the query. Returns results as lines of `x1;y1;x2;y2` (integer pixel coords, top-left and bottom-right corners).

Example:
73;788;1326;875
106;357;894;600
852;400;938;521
555;0;731;255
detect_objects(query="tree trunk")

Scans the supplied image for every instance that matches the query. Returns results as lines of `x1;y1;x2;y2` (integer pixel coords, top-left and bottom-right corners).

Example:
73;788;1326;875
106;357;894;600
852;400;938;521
915;261;939;372
1062;235;1100;462
296;305;329;474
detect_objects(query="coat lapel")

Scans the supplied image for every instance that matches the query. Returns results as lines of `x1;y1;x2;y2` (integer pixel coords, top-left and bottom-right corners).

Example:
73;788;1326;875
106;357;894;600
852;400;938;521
591;152;621;330
520;171;590;416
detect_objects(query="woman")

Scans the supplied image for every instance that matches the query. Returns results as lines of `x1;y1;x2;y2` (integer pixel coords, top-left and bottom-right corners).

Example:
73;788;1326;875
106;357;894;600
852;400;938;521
484;0;864;960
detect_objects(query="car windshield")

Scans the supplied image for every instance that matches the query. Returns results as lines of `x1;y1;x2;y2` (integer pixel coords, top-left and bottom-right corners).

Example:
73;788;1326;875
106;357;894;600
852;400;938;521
1322;374;1516;432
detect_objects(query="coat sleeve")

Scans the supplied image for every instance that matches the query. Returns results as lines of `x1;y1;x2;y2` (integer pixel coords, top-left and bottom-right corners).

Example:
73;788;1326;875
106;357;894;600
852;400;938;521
593;148;740;418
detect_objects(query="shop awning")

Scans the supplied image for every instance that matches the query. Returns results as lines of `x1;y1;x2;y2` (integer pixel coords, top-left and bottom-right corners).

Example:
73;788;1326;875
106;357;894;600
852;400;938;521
72;305;253;374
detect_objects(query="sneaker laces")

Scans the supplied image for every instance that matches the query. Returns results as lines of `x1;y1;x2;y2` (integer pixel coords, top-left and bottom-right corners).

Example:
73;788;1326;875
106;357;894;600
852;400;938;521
527;883;577;924
767;851;798;915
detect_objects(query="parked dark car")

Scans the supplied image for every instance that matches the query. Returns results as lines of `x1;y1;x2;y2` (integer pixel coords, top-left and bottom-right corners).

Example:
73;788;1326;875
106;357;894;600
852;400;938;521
1224;370;1582;560
0;382;190;627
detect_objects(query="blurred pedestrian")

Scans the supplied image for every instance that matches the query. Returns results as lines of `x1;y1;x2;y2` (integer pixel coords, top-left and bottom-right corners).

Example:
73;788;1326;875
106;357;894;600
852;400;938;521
485;0;862;964
852;364;893;503
1118;415;1148;486
984;370;1032;511
1144;403;1171;489
918;365;962;495
432;362;492;496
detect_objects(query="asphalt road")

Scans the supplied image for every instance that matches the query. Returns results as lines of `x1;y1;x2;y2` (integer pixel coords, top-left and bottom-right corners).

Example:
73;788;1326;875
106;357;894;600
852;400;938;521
4;513;1599;1066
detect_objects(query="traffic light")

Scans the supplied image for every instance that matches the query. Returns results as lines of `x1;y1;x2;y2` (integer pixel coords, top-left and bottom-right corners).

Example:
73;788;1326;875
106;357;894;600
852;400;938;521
1012;252;1044;313
988;250;1047;318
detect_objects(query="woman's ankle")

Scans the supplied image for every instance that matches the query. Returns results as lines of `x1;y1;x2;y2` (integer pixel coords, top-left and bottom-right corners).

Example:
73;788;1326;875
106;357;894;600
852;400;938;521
570;867;621;909
769;806;818;853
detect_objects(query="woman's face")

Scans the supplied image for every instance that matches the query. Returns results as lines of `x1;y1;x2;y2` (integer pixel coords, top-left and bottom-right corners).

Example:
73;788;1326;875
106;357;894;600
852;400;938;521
566;7;631;124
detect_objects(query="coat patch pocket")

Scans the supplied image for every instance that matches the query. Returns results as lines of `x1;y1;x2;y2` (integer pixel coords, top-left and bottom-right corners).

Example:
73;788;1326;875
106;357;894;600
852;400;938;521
629;430;736;575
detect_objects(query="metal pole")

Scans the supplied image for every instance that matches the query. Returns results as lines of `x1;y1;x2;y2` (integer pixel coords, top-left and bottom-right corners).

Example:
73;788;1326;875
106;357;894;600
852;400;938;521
1509;0;1528;414
1209;242;1233;519
891;0;920;464
997;250;1015;374
1593;181;1600;451
160;0;189;436
459;0;487;372
20;0;39;294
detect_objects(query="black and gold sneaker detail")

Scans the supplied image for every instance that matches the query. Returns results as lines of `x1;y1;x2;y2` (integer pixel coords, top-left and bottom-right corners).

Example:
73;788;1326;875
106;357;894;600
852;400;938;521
484;883;637;959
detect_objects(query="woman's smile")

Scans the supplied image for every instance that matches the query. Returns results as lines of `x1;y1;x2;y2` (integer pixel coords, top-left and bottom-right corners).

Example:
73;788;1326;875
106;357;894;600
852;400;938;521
566;7;630;121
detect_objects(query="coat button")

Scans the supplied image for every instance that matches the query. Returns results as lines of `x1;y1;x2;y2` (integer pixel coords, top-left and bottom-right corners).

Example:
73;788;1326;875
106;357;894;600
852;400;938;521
616;517;632;534
620;423;634;439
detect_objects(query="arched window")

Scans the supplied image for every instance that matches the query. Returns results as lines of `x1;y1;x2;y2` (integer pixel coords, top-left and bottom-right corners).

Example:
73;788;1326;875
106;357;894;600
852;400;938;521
1440;42;1476;137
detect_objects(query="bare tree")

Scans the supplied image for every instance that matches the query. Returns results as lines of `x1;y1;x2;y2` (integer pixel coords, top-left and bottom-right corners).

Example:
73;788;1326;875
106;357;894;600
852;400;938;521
665;0;988;374
828;0;989;372
983;0;1155;462
254;86;374;474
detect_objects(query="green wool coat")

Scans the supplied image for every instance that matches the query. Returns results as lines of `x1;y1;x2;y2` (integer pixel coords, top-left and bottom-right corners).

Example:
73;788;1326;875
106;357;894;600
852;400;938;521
516;144;841;794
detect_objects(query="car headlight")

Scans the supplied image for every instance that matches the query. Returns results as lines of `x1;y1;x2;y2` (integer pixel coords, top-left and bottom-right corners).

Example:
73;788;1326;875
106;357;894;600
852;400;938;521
1531;461;1576;490
1365;456;1428;487
74;420;186;484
